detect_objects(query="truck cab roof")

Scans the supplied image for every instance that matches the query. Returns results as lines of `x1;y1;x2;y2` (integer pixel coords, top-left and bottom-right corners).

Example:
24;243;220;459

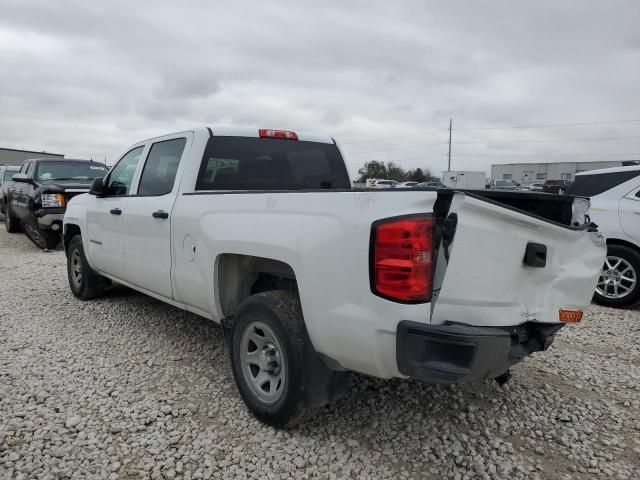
136;127;336;146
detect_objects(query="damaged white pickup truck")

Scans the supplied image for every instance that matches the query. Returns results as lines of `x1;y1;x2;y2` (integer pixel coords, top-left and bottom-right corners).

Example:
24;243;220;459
63;127;606;427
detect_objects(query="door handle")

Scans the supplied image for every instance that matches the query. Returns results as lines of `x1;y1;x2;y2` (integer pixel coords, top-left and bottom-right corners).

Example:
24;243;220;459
110;208;122;215
152;210;169;219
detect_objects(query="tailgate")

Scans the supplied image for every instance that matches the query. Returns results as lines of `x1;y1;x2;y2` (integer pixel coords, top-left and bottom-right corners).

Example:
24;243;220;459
431;192;606;326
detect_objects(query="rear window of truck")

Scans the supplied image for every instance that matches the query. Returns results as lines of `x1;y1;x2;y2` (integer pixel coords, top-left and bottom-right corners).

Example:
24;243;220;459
195;137;351;190
567;170;640;197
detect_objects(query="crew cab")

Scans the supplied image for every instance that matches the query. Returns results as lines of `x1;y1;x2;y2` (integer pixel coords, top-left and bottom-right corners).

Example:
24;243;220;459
63;127;605;427
568;165;640;307
5;158;108;249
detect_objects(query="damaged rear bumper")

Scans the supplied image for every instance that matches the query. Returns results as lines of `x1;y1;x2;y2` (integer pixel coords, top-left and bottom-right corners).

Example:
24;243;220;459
396;321;563;384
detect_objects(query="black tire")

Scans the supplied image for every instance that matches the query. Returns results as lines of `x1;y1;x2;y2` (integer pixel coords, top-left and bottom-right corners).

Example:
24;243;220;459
67;235;110;300
4;204;20;233
23;215;61;250
230;291;318;428
593;244;640;308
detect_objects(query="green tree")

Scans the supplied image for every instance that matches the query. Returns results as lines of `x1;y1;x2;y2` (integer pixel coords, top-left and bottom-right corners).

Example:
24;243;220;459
356;160;388;183
406;168;427;183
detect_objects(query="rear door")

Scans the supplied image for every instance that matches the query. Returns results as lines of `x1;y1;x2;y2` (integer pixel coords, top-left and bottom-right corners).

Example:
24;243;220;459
121;134;191;299
431;193;606;327
85;146;145;277
619;185;640;242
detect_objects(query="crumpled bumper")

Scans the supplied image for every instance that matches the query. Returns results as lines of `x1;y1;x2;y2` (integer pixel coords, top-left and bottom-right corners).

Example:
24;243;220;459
396;321;563;384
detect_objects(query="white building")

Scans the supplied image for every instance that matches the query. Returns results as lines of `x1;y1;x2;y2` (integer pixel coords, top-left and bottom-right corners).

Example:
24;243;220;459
490;160;638;184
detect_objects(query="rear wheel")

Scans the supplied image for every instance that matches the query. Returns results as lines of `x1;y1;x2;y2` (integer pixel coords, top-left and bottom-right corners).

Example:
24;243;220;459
23;216;60;250
230;291;319;428
593;244;640;308
4;204;19;233
67;235;110;299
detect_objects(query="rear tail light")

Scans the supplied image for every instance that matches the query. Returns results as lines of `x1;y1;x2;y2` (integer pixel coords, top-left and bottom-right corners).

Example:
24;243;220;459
259;129;298;140
371;215;433;303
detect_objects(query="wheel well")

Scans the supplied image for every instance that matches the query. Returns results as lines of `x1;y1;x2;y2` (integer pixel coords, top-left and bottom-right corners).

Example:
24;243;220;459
217;254;298;318
606;237;640;253
63;224;81;253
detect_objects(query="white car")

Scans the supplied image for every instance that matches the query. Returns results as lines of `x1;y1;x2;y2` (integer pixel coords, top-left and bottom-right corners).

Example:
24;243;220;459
63;127;604;427
368;179;399;188
569;165;640;308
397;181;419;188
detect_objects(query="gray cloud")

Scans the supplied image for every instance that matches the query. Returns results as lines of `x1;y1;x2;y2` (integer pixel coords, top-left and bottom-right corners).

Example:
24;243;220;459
0;0;639;175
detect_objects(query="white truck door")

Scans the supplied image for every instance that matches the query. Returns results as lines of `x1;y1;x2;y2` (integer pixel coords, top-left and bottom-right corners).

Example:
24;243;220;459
86;146;145;278
121;134;192;299
618;186;640;242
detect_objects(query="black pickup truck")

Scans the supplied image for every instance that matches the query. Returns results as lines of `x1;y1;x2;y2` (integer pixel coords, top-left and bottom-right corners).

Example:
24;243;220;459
5;158;108;249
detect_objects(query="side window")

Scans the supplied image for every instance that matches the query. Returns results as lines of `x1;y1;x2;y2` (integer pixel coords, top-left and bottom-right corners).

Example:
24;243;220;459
26;162;36;177
137;138;186;196
105;146;144;196
567;171;640;197
19;162;28;174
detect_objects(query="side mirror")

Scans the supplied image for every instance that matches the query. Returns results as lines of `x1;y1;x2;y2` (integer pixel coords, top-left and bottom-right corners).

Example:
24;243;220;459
12;173;32;184
89;177;106;196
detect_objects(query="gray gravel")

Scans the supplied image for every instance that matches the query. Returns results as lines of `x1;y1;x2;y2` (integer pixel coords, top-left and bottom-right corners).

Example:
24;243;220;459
0;228;639;480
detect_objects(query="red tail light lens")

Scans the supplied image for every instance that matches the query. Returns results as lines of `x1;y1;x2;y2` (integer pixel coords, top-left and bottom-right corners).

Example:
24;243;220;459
371;216;433;302
258;129;298;140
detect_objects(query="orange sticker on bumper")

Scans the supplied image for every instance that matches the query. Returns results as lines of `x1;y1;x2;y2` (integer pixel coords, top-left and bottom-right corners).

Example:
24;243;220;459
559;309;583;323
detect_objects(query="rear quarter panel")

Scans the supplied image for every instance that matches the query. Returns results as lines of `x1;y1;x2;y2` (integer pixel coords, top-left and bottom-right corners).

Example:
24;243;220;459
172;190;439;378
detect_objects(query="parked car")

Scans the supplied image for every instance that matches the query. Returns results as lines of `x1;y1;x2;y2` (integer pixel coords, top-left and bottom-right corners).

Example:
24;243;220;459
397;181;419;188
369;179;399;189
522;182;545;192
0;165;20;214
5;158;108;249
63;127;604;427
568;166;640;307
543;179;572;194
492;179;521;190
416;181;446;189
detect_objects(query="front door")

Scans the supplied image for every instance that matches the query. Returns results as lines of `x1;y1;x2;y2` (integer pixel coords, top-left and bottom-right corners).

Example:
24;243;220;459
121;135;190;299
85;146;145;277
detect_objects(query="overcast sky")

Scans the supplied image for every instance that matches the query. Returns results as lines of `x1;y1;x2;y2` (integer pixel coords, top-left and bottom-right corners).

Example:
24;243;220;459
1;0;639;176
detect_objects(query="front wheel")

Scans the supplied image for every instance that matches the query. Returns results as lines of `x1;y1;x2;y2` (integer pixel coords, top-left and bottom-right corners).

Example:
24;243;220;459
4;205;20;233
230;291;318;428
67;235;110;299
593;244;640;308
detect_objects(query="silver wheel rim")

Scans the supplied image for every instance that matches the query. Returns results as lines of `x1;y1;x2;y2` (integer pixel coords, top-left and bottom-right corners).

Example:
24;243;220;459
70;249;83;289
239;320;286;404
596;256;637;299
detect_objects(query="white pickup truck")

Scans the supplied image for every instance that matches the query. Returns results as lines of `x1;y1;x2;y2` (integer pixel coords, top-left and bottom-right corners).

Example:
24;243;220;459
63;127;605;427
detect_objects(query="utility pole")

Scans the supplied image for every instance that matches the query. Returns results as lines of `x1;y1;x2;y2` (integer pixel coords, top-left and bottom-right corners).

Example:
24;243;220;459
447;118;452;172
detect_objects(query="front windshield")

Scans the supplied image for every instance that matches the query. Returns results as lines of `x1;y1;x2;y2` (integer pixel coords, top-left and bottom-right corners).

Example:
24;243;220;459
36;162;108;182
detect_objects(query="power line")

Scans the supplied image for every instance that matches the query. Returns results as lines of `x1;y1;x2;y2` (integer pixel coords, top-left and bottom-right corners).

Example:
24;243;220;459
454;135;640;145
345;141;448;155
344;135;640;156
345;154;447;164
452;152;640;157
455;119;640;131
340;118;640;145
340;128;448;145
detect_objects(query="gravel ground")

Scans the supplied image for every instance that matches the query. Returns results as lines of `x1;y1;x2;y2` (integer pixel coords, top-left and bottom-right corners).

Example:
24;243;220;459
0;228;639;480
